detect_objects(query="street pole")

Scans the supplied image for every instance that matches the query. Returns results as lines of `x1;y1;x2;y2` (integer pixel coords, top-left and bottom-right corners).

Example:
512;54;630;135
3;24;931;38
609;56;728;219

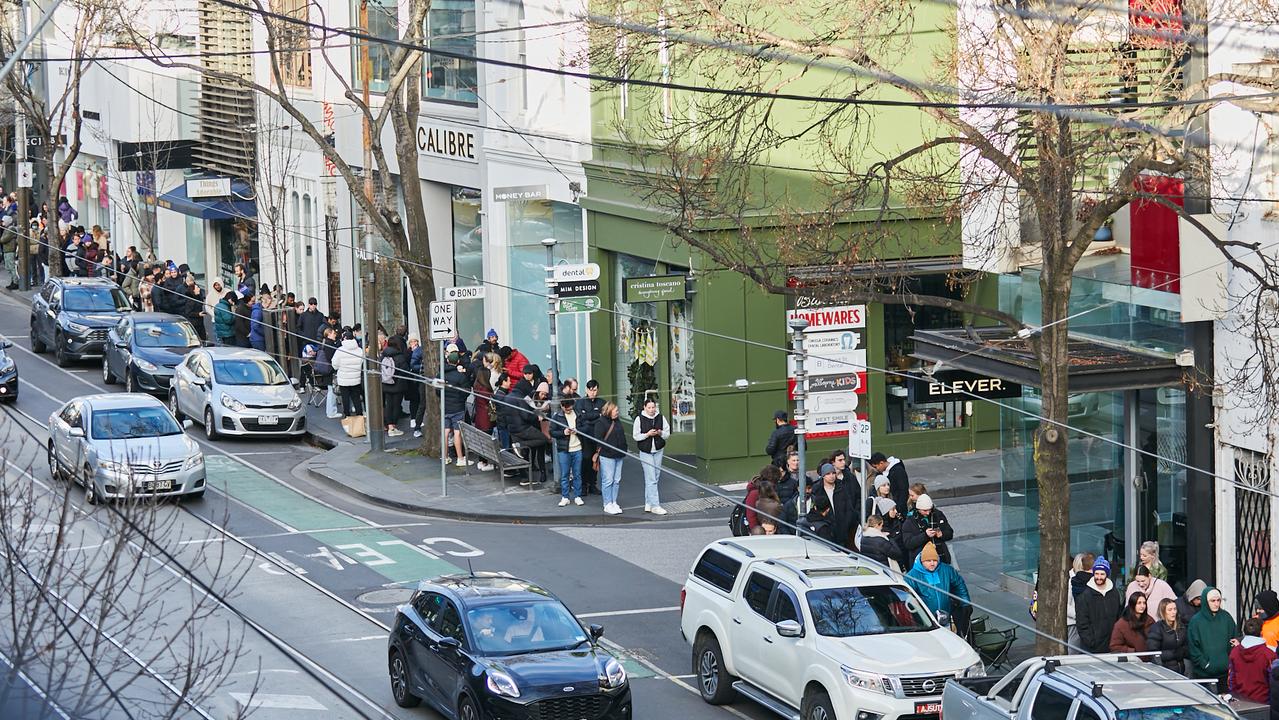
440;340;446;495
788;317;809;519
14;0;28;291
543;237;559;487
362;259;385;451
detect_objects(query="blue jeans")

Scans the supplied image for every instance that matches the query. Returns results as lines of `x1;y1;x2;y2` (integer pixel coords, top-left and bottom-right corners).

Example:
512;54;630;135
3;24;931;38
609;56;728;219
495;427;511;449
640;450;663;507
599;456;623;507
557;450;582;499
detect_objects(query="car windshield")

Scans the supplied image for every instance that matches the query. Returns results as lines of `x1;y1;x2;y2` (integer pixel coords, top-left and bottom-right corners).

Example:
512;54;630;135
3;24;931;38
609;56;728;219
806;585;936;637
466;601;589;655
1115;708;1235;720
63;287;130;312
91;407;183;440
135;322;199;348
213;359;288;386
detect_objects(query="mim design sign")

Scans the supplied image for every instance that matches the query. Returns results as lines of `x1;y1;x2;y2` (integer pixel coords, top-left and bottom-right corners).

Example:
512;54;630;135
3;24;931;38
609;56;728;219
416;122;477;162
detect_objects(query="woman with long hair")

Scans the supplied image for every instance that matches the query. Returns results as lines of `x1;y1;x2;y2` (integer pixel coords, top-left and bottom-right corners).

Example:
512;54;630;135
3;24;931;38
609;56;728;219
1147;598;1188;674
594;401;628;515
1110;591;1154;654
744;465;783;533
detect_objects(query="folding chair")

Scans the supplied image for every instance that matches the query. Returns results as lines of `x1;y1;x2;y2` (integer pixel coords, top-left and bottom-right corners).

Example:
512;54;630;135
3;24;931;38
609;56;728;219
971;627;1017;672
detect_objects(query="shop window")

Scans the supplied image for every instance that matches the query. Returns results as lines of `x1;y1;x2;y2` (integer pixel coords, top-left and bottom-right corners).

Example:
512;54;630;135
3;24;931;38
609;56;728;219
269;0;311;88
884;275;966;433
506;199;585;382
351;0;398;94
614;254;658;418
452;187;484;345
669;299;695;432
424;0;478;104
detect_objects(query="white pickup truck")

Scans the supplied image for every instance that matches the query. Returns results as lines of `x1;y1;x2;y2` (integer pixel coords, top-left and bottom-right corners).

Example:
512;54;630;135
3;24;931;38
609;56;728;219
681;536;984;720
941;654;1262;720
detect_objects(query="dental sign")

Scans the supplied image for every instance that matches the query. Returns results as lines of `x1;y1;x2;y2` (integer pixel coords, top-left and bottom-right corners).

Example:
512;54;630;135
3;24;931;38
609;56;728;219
417;122;477;162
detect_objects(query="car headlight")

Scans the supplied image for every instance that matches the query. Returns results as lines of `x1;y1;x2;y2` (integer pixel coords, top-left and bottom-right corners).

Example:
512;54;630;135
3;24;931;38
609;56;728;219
182;453;204;471
0;359;14;375
842;666;890;695
288;395;302;411
97;459;127;474
220;393;245;412
599;657;627;688
133;357;158;373
64;320;89;334
485;669;520;698
963;661;987;678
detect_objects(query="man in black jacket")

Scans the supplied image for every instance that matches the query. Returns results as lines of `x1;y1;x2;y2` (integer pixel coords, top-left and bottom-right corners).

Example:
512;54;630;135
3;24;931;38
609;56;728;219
442;350;473;465
298;297;326;343
901;494;956;564
575;380;606;495
809;463;857;549
233;292;253;348
870;451;910;513
493;373;515;450
764;410;795;467
1075;557;1124;654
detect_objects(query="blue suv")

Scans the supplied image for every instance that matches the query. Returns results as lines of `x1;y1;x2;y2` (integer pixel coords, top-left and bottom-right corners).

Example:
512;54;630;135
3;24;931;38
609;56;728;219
30;277;132;367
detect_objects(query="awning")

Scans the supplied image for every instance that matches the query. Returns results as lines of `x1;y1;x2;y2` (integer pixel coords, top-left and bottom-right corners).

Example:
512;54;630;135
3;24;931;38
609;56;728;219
788;257;964;284
910;327;1185;392
156;177;256;221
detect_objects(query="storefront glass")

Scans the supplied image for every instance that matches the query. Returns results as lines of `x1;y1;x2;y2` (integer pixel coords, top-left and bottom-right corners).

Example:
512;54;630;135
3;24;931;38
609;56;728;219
451;187;483;344
884;275;967;433
613;254;658;418
185;216;205;280
506;199;585;382
350;0;398;93
669;299;695;432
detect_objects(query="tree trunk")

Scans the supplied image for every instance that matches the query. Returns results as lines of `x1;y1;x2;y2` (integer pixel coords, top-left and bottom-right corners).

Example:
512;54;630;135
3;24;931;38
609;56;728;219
1034;276;1073;654
404;263;442;458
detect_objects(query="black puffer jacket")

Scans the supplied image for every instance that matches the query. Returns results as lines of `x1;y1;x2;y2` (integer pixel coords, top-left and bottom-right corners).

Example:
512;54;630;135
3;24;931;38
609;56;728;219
1076;580;1124;654
381;346;410;391
1146;620;1188;675
442;364;471;414
593;415;627;459
764;423;795;466
901;508;956;564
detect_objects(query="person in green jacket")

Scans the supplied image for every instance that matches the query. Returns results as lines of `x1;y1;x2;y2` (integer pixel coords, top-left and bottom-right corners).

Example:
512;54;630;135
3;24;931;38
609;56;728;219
1188;586;1239;692
213;291;237;346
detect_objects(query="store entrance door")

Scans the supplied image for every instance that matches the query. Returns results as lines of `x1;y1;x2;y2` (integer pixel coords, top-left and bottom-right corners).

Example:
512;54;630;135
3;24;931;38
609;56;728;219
1124;388;1188;588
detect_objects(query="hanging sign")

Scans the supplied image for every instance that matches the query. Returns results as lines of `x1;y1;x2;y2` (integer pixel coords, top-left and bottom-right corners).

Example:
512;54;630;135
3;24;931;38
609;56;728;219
623;275;686;303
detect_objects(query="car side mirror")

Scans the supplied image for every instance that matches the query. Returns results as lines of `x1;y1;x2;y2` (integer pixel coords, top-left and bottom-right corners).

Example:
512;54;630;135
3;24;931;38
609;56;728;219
775;620;804;638
436;637;461;652
0;340;10;349
182;419;193;430
589;624;605;642
67;426;84;438
193;377;207;387
290;377;300;387
114;340;127;348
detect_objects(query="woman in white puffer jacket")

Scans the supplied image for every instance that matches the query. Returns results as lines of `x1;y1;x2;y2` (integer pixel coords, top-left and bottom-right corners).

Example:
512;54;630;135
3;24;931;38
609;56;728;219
331;334;366;417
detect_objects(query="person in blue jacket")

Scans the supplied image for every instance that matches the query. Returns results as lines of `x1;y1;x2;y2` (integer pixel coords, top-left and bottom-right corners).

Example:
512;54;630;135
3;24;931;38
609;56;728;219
906;542;971;635
249;294;270;350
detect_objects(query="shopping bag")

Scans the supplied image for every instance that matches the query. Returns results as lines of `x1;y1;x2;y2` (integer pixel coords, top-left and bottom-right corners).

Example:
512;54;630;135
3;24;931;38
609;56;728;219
343;415;367;438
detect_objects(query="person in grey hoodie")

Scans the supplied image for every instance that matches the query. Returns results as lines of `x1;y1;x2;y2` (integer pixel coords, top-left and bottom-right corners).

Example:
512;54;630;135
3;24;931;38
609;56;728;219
1178;578;1209;625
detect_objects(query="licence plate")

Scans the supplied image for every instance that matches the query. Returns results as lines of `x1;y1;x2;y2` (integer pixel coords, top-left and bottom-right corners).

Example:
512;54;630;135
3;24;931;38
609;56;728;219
915;701;943;715
142;479;173;492
259;415;279;425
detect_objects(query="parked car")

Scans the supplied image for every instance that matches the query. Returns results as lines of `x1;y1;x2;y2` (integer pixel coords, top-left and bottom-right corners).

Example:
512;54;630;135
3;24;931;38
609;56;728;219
681;536;983;720
29;277;132;366
942;654;1257;720
46;394;206;504
0;336;16;401
102;313;201;395
169;346;305;440
388;572;632;720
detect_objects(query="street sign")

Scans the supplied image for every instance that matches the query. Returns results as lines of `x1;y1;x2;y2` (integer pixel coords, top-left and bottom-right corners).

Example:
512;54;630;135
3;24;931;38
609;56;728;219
429;301;455;341
848;418;872;459
443;285;485;301
17;162;32;188
551;263;600;283
557;296;601;314
555;279;600;298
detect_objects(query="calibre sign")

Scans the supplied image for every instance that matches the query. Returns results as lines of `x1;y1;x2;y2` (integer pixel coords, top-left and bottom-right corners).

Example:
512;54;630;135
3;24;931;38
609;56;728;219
911;370;1022;402
416;124;477;162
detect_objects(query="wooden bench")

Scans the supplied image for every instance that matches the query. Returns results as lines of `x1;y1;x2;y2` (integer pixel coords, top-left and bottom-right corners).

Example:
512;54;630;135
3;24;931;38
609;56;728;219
458;421;530;492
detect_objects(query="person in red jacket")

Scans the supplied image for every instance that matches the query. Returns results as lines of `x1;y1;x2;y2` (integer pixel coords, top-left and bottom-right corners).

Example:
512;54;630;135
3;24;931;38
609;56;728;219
744;466;782;532
500;345;531;382
1229;617;1276;703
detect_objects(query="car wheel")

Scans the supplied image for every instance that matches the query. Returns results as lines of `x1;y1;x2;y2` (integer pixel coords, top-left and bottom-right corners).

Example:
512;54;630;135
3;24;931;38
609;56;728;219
124;369;136;394
457;695;479;720
29;322;45;353
82;466;100;505
388;651;421;708
54;333;71;367
47;442;60;481
102;357;116;385
800;689;835;720
205;407;220;441
169;392;185;422
693;634;736;705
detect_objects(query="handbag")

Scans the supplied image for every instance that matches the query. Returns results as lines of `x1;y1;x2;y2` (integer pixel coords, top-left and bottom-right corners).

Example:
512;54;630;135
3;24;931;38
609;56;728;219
729;504;748;537
593;420;615;470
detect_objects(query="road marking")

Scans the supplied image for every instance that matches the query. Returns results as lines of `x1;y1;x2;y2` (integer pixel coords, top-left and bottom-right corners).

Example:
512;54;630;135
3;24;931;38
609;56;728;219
229;693;327;711
577;606;682;619
228;449;319;456
329;635;385;643
6;341;102;390
598;637;754;719
240;521;434;541
18;377;64;404
0;647;72;720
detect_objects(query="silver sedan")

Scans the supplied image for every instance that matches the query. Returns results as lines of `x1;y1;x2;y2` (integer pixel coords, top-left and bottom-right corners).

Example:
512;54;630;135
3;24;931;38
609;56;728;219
47;394;206;504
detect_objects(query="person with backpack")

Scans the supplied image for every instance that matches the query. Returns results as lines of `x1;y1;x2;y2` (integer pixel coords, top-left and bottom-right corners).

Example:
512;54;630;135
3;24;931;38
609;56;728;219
741;465;783;535
380;335;410;438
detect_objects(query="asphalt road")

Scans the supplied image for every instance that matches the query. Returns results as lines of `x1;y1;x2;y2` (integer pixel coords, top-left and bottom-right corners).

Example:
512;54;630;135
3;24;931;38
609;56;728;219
0;290;769;719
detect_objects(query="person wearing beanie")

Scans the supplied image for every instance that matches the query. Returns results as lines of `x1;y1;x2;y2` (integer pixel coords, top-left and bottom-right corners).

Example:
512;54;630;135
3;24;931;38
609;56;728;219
857;514;904;570
905;542;970;633
813;462;856;549
764;410;796;468
1075;556;1124;654
476;328;501;357
865;474;893;520
1189;586;1239;692
1229;617;1274;702
869;451;910;513
901;493;955;565
1256;590;1279;650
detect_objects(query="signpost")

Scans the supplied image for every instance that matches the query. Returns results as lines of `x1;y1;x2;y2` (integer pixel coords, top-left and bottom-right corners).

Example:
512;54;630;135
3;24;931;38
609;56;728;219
849;418;872;524
551;262;600;283
442;285;485;301
430;300;455;496
557;296;601;314
554;279;600;298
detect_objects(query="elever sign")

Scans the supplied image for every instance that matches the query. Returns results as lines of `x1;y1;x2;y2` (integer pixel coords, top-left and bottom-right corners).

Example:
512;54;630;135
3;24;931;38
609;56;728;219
786;304;866;332
911;370;1022;403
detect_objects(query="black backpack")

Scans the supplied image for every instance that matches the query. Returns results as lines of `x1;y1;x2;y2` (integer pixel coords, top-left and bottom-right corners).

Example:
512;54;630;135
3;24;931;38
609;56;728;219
729;504;749;537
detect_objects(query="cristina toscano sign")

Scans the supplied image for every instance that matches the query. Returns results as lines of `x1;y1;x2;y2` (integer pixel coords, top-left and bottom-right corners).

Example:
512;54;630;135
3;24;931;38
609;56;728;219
623;275;686;303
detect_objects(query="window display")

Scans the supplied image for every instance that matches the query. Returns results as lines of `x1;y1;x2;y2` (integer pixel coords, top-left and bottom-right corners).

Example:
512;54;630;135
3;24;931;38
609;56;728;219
451;187;483;344
884;276;966;433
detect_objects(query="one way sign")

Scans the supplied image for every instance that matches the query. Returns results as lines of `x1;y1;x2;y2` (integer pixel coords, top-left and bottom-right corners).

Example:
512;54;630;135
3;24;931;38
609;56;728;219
429;301;455;341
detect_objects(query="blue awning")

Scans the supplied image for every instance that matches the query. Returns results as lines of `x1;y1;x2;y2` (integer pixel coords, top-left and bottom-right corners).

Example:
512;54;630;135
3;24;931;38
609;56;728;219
156;178;257;221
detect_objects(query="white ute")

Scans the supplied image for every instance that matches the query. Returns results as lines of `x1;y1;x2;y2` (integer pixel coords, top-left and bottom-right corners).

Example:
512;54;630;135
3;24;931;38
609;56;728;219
681;536;984;720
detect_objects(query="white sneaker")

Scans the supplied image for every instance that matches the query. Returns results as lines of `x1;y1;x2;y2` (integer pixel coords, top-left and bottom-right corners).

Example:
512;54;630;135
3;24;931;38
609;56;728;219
649;506;668;515
574;497;584;506
387;428;404;437
558;497;570;507
326;413;342;419
477;461;493;471
644;505;652;513
456;458;470;467
604;504;622;515
413;430;422;438
409;419;417;428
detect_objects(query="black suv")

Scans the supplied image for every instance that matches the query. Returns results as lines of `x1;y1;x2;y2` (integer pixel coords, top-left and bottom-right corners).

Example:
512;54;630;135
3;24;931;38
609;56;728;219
388;573;632;720
30;277;132;366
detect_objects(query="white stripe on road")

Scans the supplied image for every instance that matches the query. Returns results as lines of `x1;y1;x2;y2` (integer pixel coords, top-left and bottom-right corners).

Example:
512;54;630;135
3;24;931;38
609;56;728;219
328;635;385;643
598;637;755;720
18;377;65;404
576;606;681;619
229;693;327;711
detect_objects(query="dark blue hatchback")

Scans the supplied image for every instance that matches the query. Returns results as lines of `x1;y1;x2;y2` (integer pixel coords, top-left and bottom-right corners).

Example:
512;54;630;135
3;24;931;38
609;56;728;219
388;573;633;720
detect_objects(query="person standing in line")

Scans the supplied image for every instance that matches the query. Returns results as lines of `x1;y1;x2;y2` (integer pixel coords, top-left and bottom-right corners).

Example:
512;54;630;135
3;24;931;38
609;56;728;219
407;337;424;433
1;215;17;289
1127;565;1176;611
493;372;515;450
380;335;409;437
764;410;795;467
857;514;904;571
1076;557;1124;654
315;326;341;419
901;494;955;565
813;463;856;550
905;542;971;634
331;331;365;417
1256;590;1279;651
442;348;474;464
249;294;269;350
182;274;207;342
1179;579;1209;625
213;291;237;346
575;380;605;495
1067;552;1096;653
550;397;584;507
632;397;670;515
594;402;627;515
906;482;928;516
1230;617;1275;703
232;291;253;348
744;465;783;533
830;450;858;492
1147;598;1189;675
1109;591;1154;653
1189;586;1239;693
865;475;893;522
470;368;495;471
869;451;909;512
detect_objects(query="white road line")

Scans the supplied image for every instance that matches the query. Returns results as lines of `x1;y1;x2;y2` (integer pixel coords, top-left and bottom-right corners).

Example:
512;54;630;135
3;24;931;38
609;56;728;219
239;521;434;541
229;449;320;456
577;606;682;619
598;637;755;720
328;635;385;643
0;647;72;720
229;692;328;711
18;377;65;404
6;341;102;390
